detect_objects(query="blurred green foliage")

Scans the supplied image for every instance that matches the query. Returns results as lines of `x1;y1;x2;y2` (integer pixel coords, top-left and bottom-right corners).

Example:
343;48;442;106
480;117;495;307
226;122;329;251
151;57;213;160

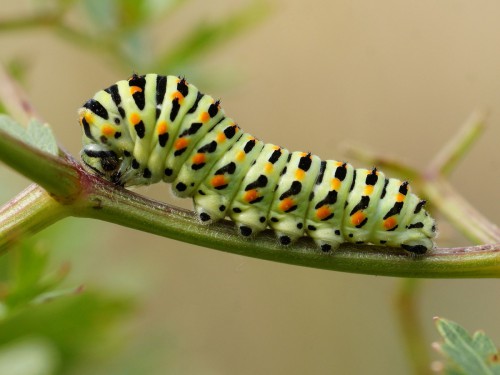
0;0;269;75
0;228;134;375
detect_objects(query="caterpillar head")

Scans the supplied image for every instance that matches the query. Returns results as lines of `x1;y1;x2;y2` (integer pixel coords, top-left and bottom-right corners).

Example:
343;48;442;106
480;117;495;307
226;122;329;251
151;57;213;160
81;143;121;184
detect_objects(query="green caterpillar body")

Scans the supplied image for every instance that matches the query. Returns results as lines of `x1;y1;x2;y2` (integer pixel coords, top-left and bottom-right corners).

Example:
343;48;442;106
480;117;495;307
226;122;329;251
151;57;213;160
79;73;436;254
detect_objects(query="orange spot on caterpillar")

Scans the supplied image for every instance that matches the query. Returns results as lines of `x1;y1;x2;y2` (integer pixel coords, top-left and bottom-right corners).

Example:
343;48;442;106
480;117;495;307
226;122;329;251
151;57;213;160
171;91;184;102
364;185;374;195
174;138;189;150
199;112;210;122
264;162;273;173
236;150;245;161
244;189;259;203
331;178;341;190
351;211;366;226
383;217;397;230
84;112;93;124
130;86;143;95
335;161;344;166
396;193;405;202
295;169;305;180
157;121;168;134
316;206;332;220
216;132;226;142
101;125;115;136
192;153;206;165
279;198;295;212
130;113;141;125
211;175;226;188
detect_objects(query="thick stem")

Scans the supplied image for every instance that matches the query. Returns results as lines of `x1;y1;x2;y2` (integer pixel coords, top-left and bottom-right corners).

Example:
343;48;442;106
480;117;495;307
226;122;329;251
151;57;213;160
0;184;69;254
70;172;500;278
0;131;81;200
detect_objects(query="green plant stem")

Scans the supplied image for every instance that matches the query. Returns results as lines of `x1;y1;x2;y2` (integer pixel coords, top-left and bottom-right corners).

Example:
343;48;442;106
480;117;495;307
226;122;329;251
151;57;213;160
65;170;500;278
395;279;431;375
0;13;131;71
0;184;69;255
0;13;60;31
343;146;500;244
0;67;41;125
53;24;131;69
1;160;497;276
0;131;80;200
423;177;500;244
342;144;421;181
427;111;487;177
343;151;500;245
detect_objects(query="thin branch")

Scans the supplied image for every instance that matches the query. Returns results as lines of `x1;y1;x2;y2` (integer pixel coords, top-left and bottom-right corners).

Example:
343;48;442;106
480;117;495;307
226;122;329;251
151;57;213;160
0;13;60;32
423;177;500;244
395;279;431;375
0;66;41;124
52;24;132;69
0;13;131;72
426;110;487;177
341;143;421;181
343;137;500;245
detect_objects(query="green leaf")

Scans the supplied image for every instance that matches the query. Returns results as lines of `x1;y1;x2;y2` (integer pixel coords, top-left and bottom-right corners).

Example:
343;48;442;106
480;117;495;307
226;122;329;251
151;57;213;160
0;115;58;156
434;317;500;375
0;114;29;142
26;119;58;156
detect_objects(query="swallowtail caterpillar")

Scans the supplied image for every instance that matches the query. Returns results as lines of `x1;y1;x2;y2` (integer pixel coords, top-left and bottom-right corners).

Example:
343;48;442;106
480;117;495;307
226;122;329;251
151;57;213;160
79;74;437;254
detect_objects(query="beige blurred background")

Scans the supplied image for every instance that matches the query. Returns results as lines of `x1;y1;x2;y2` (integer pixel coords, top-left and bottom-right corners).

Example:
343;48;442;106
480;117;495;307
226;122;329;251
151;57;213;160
1;0;499;374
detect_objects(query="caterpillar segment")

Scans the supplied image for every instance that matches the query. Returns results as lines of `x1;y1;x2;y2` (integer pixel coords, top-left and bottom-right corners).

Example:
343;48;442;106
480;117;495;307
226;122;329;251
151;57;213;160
79;73;437;254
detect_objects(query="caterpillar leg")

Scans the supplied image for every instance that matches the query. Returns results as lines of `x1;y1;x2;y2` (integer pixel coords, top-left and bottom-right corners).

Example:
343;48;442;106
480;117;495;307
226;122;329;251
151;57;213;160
269;152;322;246
275;231;301;246
400;238;433;255
193;196;223;224
312;239;342;253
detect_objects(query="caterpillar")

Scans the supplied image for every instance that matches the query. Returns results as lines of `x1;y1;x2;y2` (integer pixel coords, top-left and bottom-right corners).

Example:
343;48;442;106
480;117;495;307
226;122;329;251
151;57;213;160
79;73;437;254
